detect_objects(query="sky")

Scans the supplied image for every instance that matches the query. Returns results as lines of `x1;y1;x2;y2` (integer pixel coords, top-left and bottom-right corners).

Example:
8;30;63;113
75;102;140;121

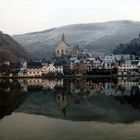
0;0;140;35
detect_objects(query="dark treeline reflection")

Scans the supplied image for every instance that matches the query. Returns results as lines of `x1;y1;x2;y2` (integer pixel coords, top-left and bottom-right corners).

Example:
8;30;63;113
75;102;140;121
0;77;140;123
0;79;28;119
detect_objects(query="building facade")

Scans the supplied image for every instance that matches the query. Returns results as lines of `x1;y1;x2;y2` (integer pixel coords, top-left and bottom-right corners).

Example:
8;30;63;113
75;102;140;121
27;61;42;77
55;34;69;57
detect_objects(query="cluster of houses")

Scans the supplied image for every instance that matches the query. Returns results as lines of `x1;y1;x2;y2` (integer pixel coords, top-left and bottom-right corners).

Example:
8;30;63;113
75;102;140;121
19;61;63;77
1;34;140;77
0;61;63;77
68;54;140;75
1;54;140;77
53;34;140;76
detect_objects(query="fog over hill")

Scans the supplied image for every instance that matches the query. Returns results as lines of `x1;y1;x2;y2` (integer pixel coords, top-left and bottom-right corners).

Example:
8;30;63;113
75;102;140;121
13;20;140;59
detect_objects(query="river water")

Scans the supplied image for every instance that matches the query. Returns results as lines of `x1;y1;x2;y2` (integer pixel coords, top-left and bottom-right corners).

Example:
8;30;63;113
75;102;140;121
0;77;140;140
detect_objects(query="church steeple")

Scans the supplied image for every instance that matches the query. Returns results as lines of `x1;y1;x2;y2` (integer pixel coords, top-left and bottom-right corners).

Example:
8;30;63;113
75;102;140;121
55;33;69;57
62;33;65;42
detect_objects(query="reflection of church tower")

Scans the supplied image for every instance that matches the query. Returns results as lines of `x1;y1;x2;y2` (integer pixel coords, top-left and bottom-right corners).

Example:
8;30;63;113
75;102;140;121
55;34;69;57
56;93;70;117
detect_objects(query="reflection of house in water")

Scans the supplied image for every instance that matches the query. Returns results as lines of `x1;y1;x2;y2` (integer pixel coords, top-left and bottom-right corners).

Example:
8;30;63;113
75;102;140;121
70;79;87;94
16;78;140;98
0;79;23;93
86;81;103;95
27;78;42;87
70;79;106;96
63;79;71;90
92;83;103;94
117;78;140;96
101;78;140;96
115;85;140;110
118;78;139;87
26;78;64;91
27;78;43;91
18;79;28;92
42;79;63;90
103;82;117;96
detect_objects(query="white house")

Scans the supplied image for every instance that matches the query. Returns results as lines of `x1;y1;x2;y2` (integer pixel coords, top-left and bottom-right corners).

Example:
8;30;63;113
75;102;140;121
18;62;27;77
102;60;112;69
42;64;63;75
104;54;132;63
26;61;42;77
118;60;140;75
55;66;63;74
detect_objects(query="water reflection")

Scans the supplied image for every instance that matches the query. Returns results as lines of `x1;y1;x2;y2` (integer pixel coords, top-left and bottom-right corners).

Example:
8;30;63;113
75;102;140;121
0;79;28;119
0;77;140;123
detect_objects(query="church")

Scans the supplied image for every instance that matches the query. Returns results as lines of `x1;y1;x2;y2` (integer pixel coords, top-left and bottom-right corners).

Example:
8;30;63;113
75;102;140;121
55;34;69;57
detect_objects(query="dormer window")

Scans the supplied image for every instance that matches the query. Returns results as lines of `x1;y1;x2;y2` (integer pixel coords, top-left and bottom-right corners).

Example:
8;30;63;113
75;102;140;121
57;50;59;55
62;49;64;54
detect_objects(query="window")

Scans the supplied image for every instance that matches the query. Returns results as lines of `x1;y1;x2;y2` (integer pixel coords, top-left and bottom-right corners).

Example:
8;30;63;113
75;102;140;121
57;50;59;54
62;49;64;54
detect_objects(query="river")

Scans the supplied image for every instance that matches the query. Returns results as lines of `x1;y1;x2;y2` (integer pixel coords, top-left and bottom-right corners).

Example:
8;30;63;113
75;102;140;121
0;77;140;140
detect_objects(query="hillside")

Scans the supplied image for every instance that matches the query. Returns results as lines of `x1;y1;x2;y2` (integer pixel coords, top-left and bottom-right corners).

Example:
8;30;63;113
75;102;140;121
113;33;140;56
0;31;32;63
13;20;140;59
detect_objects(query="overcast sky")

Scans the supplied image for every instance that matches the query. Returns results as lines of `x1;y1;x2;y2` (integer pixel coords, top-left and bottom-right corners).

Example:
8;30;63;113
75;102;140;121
0;0;140;35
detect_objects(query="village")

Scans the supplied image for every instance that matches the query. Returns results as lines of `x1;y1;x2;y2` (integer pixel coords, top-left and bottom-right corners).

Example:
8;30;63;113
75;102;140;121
0;34;140;77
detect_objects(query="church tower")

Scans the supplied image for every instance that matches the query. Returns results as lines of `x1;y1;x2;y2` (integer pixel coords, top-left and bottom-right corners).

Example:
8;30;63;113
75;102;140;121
55;33;69;57
62;33;65;42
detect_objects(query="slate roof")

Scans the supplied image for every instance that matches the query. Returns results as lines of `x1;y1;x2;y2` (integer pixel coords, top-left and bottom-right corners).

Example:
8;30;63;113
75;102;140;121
54;56;70;66
131;60;139;65
27;61;42;68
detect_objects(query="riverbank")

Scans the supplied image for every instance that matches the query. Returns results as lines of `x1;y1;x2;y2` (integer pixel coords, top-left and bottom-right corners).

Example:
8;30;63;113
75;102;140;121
0;74;140;79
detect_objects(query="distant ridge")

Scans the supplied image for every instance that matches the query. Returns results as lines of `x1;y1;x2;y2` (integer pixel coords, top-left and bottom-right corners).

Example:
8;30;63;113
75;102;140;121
0;32;33;63
13;20;140;59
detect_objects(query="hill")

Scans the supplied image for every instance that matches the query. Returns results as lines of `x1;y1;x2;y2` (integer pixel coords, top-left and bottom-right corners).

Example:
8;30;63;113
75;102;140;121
13;20;140;59
113;33;140;56
0;31;32;63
